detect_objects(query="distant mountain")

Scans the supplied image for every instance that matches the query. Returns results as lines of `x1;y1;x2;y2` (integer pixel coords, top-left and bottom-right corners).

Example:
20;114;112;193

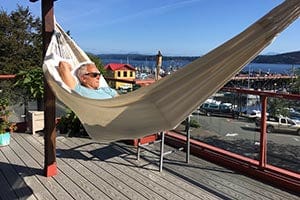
97;51;300;65
253;51;300;64
97;53;198;62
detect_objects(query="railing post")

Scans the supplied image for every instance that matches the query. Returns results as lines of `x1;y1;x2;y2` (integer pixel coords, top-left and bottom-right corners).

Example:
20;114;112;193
159;132;165;172
137;139;141;160
259;95;268;168
185;116;191;163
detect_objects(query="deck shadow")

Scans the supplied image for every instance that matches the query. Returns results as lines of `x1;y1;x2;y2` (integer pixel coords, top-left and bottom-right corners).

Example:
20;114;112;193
0;162;41;199
56;142;135;163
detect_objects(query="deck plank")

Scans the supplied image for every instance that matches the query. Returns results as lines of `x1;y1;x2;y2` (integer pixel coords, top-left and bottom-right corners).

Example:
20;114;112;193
29;134;133;200
70;137;221;200
86;142;215;200
21;133;116;200
58;136;161;200
109;150;218;200
171;148;295;200
64;138;178;200
109;143;222;200
15;133;98;200
1;135;56;200
8;133;72;200
1;132;299;200
144;143;300;200
0;171;19;200
0;150;26;200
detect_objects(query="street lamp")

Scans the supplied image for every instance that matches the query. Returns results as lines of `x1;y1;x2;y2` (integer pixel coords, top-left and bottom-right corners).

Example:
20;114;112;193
155;50;162;81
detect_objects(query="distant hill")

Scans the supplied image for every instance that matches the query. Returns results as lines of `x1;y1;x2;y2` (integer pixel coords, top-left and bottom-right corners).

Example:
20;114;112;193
253;51;300;64
97;51;300;64
97;53;198;62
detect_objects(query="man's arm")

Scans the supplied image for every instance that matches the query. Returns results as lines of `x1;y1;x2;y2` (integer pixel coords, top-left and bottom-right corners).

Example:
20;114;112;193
58;61;77;89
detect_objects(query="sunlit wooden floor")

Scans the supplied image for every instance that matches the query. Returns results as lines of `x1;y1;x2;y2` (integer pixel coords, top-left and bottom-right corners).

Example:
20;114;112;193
0;132;298;200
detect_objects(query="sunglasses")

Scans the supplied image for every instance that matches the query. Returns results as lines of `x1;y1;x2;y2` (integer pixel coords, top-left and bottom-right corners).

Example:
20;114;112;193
84;72;101;78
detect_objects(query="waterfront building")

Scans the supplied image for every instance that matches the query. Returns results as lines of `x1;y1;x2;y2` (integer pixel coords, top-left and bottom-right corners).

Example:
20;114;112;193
105;63;136;91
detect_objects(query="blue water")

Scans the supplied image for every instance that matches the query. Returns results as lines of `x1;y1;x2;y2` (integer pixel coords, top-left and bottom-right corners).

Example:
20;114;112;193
243;63;300;74
102;58;300;74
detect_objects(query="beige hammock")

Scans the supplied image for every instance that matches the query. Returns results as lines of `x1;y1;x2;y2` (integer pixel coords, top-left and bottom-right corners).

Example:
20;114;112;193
43;0;300;142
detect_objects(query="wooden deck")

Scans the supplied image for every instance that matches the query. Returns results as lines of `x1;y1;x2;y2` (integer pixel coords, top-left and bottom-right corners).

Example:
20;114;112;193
0;132;299;200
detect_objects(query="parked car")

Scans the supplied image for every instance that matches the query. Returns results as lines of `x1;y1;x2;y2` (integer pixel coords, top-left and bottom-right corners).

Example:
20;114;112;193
244;110;269;120
289;111;300;123
255;116;300;135
200;102;239;119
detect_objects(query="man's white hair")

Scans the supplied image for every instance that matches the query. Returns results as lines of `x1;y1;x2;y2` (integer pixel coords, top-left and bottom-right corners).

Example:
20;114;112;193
76;62;95;78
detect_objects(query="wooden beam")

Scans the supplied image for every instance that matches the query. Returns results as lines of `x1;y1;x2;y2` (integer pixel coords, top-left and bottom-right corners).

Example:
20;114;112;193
41;0;57;177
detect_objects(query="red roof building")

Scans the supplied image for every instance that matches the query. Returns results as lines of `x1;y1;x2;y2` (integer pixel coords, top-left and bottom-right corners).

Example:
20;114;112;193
105;63;136;71
104;63;136;91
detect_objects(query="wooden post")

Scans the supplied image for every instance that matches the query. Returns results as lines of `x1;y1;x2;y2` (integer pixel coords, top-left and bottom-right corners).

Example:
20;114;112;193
159;132;165;172
185;116;190;163
155;51;162;81
259;95;267;168
41;0;57;177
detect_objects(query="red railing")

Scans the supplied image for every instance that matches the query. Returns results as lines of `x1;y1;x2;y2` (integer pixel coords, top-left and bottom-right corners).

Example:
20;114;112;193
165;87;300;192
0;75;16;79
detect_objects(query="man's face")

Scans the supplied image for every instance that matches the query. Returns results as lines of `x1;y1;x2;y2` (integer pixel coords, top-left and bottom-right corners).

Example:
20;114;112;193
81;64;100;89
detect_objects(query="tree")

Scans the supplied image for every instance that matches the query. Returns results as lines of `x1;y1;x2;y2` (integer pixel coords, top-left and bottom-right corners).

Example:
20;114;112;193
0;5;105;115
290;67;300;94
14;67;44;113
267;98;289;117
87;53;106;75
0;5;42;114
0;5;42;74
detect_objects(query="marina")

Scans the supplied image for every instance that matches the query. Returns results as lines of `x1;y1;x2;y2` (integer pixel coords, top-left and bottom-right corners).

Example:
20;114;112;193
102;57;300;75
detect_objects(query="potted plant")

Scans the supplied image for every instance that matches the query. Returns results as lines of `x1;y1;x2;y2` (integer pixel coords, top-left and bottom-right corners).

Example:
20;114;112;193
57;108;88;138
0;98;13;146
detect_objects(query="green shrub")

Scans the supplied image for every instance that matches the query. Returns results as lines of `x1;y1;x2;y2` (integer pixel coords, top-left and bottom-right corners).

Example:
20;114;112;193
57;109;88;137
0;98;13;133
190;118;200;128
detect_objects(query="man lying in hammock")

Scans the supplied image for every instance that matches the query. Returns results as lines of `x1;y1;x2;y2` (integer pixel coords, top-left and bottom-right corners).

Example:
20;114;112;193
58;61;118;99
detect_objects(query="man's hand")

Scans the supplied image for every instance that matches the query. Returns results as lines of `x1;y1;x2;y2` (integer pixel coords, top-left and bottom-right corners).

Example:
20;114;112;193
58;61;77;89
58;61;72;72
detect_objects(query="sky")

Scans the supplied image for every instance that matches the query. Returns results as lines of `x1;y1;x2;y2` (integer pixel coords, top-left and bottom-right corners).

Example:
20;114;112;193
1;0;300;56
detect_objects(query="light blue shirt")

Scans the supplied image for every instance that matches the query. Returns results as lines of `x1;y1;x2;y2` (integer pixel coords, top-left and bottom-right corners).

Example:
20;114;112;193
74;84;118;99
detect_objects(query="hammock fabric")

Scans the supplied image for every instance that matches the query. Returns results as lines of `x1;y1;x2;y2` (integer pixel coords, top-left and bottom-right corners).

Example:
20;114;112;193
43;0;300;142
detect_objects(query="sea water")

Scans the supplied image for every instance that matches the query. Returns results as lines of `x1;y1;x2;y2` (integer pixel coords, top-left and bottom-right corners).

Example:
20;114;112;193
102;58;300;74
243;63;300;74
